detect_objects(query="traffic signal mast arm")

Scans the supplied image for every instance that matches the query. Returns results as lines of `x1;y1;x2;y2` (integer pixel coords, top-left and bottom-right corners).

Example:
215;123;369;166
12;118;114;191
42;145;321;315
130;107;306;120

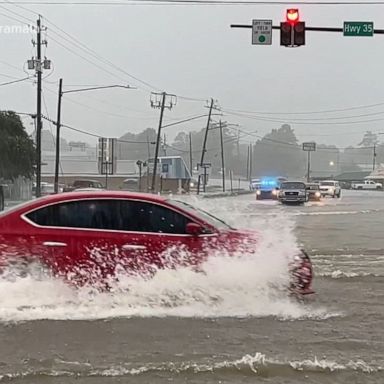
231;24;384;34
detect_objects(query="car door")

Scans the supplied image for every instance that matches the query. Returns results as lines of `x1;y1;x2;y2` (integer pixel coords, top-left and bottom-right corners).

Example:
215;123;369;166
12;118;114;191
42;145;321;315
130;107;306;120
116;199;213;272
23;203;76;278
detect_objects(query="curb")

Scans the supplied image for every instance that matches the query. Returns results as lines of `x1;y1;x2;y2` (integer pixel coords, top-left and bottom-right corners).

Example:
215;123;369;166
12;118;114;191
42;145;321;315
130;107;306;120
201;190;254;199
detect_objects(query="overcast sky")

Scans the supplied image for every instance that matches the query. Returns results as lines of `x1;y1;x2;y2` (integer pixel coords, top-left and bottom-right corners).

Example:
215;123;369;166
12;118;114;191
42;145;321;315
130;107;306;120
1;0;384;148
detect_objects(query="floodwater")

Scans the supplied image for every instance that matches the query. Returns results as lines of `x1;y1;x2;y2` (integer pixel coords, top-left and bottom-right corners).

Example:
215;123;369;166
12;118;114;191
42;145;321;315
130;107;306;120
0;190;383;383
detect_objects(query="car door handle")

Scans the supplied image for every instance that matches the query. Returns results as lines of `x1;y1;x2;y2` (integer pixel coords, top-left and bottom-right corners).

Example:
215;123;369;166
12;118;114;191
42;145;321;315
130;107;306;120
43;241;67;247
121;244;147;251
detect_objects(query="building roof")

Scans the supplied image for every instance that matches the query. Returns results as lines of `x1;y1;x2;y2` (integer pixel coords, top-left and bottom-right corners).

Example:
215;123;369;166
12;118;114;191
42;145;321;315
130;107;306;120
334;171;371;181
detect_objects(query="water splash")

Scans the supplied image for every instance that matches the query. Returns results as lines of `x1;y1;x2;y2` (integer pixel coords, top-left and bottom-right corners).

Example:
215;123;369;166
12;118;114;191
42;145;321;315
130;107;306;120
0;196;335;322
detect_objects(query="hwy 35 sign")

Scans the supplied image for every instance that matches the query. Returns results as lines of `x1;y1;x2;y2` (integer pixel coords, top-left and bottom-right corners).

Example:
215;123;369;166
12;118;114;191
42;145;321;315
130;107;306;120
343;21;374;37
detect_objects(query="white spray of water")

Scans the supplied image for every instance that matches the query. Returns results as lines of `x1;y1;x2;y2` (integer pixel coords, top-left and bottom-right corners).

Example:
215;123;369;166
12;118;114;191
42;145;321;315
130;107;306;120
0;195;337;322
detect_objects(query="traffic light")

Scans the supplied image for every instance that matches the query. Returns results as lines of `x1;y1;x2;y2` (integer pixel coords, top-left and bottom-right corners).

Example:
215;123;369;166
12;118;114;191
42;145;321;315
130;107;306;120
280;21;292;46
286;8;299;24
280;9;305;47
294;21;305;46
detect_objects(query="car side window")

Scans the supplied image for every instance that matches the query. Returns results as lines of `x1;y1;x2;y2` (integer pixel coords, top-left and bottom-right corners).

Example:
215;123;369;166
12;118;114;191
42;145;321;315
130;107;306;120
118;201;190;234
26;199;190;234
26;200;118;229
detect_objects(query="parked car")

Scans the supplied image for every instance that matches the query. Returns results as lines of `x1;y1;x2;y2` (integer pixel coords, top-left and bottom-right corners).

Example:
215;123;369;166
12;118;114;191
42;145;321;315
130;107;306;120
249;178;261;191
305;183;322;201
0;191;313;295
63;179;104;192
351;180;383;190
278;181;308;205
319;180;341;198
122;178;139;191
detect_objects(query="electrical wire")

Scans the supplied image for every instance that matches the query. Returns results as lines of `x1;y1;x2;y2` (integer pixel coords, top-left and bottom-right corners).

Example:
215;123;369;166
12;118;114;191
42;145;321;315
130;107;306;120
223;110;384;125
1;1;384;5
0;76;34;86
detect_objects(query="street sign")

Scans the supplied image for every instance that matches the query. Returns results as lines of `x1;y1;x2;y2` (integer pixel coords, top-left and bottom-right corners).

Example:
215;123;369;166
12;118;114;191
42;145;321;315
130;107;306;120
252;19;272;45
343;22;374;37
302;142;316;152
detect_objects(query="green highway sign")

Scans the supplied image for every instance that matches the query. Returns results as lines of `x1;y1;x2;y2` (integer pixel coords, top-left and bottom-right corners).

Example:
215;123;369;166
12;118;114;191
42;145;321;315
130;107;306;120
343;21;374;37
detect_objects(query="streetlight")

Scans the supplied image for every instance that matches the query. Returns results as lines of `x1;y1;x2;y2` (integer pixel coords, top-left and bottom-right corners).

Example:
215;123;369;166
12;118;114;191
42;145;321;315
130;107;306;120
329;161;335;166
54;79;135;193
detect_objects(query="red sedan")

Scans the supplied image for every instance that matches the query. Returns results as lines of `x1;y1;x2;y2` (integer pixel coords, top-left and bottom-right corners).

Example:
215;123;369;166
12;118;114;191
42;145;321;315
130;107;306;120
0;191;313;294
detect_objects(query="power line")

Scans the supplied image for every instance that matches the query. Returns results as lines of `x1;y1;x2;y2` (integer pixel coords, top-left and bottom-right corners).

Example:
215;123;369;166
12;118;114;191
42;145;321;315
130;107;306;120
224;101;384;116
43;16;161;92
0;75;33;86
0;3;34;23
224;110;384;125
1;1;384;5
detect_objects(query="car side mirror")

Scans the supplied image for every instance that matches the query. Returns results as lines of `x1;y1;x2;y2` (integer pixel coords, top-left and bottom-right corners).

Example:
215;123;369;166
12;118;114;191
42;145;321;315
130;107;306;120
275;187;280;190
186;222;204;236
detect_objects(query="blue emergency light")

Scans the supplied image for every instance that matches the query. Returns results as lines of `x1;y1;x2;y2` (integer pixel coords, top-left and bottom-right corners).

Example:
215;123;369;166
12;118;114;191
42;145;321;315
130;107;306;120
260;178;278;188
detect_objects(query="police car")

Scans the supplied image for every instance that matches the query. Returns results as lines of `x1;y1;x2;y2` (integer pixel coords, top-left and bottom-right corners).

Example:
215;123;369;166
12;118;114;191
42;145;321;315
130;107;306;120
255;177;287;200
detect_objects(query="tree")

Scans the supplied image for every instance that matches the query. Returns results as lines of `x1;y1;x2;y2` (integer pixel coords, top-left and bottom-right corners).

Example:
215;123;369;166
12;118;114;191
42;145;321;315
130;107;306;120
0;111;35;180
358;131;378;147
252;124;305;178
117;128;157;160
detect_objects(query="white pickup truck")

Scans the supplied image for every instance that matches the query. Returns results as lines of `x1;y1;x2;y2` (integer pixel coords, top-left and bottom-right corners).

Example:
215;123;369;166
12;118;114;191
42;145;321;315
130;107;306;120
351;180;383;190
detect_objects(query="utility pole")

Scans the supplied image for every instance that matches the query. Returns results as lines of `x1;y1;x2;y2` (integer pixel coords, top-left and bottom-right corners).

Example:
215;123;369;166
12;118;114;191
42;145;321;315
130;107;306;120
54;78;63;194
197;98;216;194
219;120;225;192
373;144;377;171
150;92;176;193
189;132;193;177
28;16;49;198
246;145;250;181
162;133;167;156
146;134;151;160
36;17;42;198
249;143;253;181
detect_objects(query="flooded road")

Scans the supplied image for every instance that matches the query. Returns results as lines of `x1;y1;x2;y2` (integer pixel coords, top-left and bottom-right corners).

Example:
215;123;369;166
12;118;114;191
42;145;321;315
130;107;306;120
0;190;383;383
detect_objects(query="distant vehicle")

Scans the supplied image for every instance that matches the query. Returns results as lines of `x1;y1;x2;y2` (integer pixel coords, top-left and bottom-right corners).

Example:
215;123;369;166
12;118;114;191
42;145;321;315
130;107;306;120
63;179;104;192
122;178;139;191
255;177;287;200
32;182;64;196
351;180;383;190
249;178;261;190
319;180;341;198
278;181;308;205
306;183;322;201
0;191;313;295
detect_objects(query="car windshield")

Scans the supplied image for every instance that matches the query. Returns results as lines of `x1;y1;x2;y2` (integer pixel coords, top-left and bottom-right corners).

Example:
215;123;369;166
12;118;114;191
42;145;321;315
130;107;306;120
320;182;336;186
167;199;233;230
281;182;306;190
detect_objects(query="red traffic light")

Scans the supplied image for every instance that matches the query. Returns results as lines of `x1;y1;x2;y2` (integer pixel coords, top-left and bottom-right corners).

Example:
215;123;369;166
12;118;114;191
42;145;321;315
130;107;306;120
286;9;299;24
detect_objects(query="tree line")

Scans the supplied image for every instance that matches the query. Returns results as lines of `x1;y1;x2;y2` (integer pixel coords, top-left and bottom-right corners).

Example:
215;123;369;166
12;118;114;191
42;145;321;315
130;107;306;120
1;109;383;182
